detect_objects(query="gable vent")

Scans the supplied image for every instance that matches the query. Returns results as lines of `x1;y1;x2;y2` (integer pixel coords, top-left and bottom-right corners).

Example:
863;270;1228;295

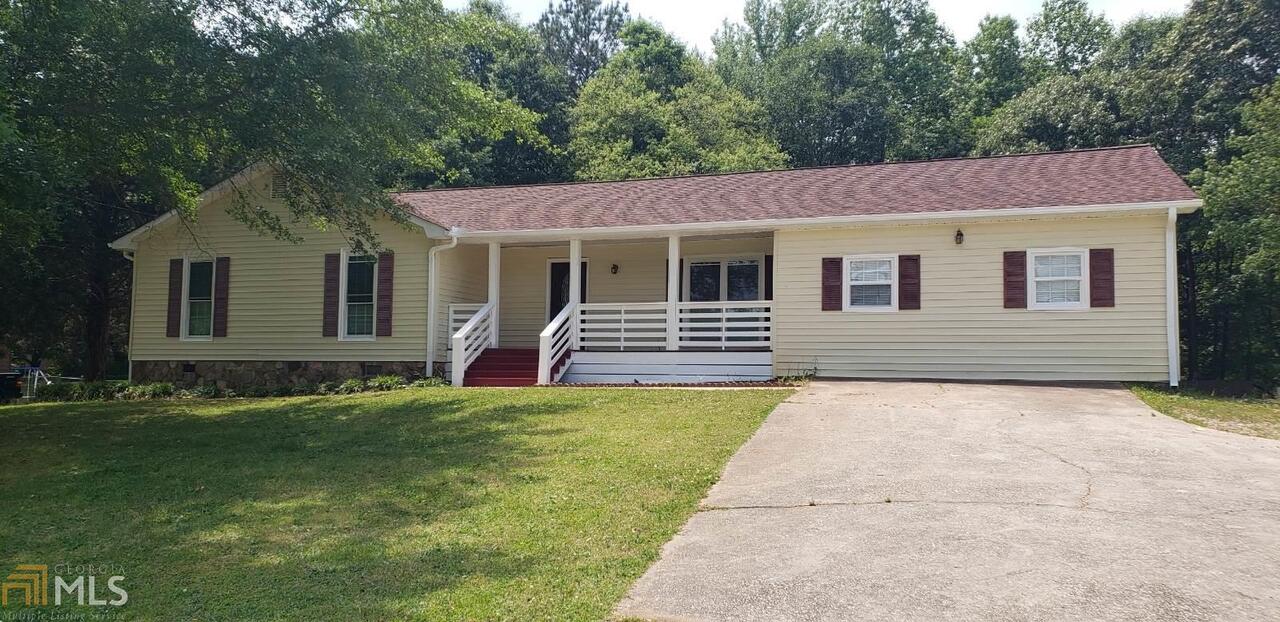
270;173;289;199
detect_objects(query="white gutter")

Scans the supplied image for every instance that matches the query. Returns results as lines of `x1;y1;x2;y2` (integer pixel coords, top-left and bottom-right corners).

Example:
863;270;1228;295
1166;206;1181;387
424;227;461;371
447;199;1203;243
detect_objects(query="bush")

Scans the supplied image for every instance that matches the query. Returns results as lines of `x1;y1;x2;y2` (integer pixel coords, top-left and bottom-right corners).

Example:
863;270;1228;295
315;382;339;395
34;382;85;402
410;377;447;388
119;382;175;400
291;382;318;396
190;384;220;398
336;378;366;394
366;375;407;391
82;381;128;401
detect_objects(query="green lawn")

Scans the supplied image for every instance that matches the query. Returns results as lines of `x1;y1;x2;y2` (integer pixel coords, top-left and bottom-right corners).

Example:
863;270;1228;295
0;387;790;620
1133;385;1280;440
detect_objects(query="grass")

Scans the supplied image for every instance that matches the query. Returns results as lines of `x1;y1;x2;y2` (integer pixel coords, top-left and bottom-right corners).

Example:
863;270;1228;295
1133;385;1280;440
0;386;791;620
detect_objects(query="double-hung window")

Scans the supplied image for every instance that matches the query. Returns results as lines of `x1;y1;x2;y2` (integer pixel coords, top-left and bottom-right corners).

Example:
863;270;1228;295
341;254;376;339
183;259;214;340
1028;249;1088;310
844;254;897;311
684;256;764;302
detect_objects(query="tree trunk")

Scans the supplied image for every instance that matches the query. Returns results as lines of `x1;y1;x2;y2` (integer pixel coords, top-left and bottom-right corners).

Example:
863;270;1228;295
83;178;119;381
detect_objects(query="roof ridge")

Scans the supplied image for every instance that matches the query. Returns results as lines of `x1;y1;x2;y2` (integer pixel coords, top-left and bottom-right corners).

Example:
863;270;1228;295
392;144;1157;196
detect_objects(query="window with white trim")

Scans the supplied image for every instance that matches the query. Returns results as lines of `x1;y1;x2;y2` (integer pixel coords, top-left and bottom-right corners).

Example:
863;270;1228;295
1028;248;1088;310
341;253;376;339
183;259;214;340
683;255;764;302
843;254;897;311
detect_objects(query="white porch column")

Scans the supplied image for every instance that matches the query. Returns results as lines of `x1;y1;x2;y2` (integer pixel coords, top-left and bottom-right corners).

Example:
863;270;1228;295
666;234;680;350
488;242;501;347
569;239;583;349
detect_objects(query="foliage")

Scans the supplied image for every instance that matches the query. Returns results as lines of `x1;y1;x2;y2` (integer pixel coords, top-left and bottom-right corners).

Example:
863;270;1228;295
570;21;787;180
336;378;368;394
535;0;630;93
961;15;1028;117
1025;0;1113;75
366;374;409;391
1186;79;1280;385
973;72;1127;154
761;35;892;166
119;382;176;400
0;387;790;619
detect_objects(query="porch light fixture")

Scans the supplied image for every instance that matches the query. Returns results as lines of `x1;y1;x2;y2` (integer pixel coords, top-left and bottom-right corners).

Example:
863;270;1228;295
611;264;619;274
954;229;965;245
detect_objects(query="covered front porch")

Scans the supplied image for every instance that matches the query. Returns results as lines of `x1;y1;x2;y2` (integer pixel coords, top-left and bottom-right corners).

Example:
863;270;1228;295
441;233;775;385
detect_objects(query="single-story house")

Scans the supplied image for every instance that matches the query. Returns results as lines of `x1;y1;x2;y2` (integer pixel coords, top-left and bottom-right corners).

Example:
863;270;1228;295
109;145;1200;388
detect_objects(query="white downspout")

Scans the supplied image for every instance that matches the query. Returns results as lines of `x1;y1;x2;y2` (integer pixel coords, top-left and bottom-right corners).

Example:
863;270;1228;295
1165;206;1181;387
426;227;461;374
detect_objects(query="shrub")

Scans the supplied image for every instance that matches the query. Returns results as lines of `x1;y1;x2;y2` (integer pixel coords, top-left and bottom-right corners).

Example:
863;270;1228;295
410;377;447;388
315;382;339;395
291;382;318;396
119;382;175;400
34;382;85;402
366;375;407;391
190;384;220;398
336;378;366;394
82;381;128;401
240;385;271;398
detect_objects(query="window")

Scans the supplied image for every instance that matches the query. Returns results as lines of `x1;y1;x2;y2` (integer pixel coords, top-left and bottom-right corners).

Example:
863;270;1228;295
342;253;376;339
683;256;764;302
183;259;214;339
1028;249;1088;310
843;254;897;311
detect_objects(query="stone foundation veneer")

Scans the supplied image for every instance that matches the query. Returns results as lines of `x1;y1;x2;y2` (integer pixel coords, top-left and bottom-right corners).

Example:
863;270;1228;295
132;360;428;388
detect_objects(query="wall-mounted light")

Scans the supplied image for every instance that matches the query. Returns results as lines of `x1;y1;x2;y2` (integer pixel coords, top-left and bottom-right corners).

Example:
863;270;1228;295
611;264;619;274
954;229;965;245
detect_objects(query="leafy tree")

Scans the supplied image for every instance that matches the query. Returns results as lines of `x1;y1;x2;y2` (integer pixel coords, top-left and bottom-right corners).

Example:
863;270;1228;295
712;0;829;99
761;35;892;166
962;15;1027;117
1095;14;1180;72
1186;79;1280;384
535;0;630;93
0;0;530;377
837;0;970;159
570;21;786;180
412;1;571;187
973;72;1130;154
1025;0;1113;75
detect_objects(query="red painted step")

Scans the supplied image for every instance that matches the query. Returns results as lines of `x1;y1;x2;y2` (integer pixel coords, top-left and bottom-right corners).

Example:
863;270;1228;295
464;348;541;387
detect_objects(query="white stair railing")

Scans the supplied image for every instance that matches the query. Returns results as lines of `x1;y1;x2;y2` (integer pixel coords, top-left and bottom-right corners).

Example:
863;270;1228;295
537;302;578;384
450;301;496;386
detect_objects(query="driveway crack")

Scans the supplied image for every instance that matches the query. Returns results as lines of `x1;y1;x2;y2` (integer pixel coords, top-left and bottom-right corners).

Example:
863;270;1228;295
996;411;1095;509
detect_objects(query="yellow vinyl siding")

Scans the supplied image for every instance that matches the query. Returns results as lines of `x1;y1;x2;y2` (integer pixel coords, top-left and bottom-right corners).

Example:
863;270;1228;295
433;243;489;360
497;237;772;347
772;215;1170;382
131;182;431;362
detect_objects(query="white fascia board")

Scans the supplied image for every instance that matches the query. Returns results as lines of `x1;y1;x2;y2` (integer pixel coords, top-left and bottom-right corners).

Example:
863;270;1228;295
450;199;1203;243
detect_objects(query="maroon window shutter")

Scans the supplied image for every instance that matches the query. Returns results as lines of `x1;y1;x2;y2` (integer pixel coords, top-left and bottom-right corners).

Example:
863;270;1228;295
1003;251;1027;309
213;257;230;337
323;253;340;337
376;252;394;337
899;255;921;310
1090;248;1115;308
821;257;842;310
166;259;183;337
764;254;774;300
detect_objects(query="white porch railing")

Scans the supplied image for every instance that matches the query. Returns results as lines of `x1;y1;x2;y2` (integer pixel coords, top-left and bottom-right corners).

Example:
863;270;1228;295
676;301;772;349
537;302;578;384
451;301;496;386
573;300;772;351
578;302;669;351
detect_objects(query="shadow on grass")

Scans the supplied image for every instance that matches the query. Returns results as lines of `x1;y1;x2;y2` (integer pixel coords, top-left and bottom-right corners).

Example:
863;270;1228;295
0;389;589;619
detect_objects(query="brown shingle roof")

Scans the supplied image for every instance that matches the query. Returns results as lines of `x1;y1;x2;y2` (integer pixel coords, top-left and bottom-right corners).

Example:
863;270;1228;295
395;145;1197;233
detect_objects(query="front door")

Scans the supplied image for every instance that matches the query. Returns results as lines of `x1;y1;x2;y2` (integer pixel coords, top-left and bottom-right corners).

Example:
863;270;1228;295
548;261;588;321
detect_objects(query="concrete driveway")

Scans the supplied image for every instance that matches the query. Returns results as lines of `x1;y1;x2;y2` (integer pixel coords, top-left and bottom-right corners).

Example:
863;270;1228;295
616;381;1280;621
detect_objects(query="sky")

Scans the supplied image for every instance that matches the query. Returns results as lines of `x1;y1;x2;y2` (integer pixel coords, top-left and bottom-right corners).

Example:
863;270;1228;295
441;0;1189;54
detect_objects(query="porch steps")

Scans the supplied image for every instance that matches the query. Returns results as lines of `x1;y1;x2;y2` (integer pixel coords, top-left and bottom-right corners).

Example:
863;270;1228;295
464;348;540;387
